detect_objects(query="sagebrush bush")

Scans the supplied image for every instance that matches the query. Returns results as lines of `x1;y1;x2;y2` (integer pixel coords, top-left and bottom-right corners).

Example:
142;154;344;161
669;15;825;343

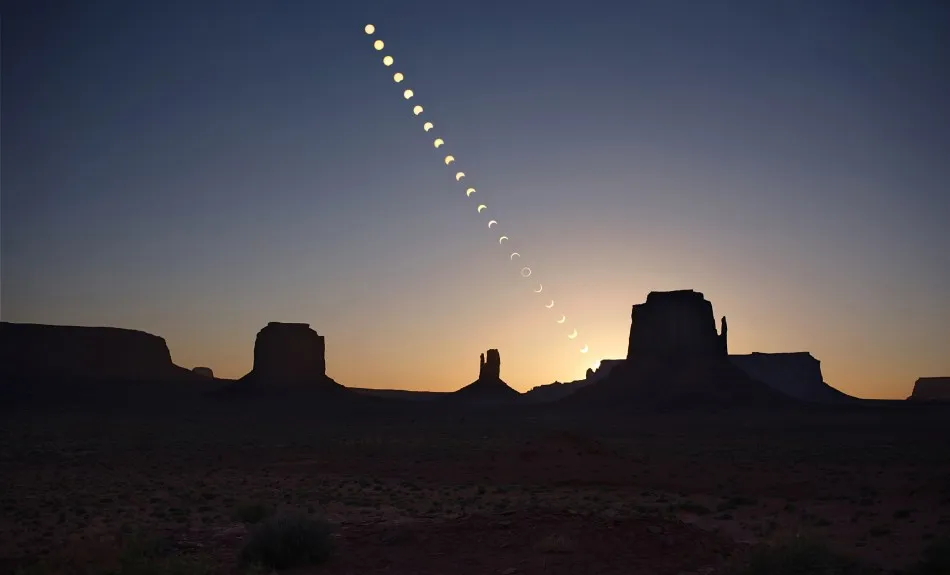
240;511;335;569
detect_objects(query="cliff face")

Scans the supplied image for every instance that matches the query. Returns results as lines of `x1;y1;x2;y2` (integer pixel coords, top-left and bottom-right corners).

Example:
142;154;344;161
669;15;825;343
908;377;950;401
729;352;855;404
0;322;193;382
626;290;727;360
451;348;520;401
250;322;326;381
571;290;786;409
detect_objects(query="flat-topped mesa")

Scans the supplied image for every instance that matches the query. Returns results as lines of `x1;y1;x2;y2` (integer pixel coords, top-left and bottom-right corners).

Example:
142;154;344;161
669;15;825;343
0;322;194;382
626;290;727;360
250;322;326;382
908;377;950;401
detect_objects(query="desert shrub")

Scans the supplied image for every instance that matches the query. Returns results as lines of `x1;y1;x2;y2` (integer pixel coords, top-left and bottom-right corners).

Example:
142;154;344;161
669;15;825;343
732;538;860;575
240;511;335;569
232;502;274;524
909;537;950;575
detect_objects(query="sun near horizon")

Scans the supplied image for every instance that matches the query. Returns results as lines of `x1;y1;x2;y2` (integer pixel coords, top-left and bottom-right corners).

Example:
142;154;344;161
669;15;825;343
3;1;947;400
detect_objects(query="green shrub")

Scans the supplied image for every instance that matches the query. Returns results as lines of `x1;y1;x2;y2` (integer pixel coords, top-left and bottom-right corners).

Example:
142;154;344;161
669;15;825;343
733;538;860;575
232;502;274;524
240;511;335;569
909;537;950;575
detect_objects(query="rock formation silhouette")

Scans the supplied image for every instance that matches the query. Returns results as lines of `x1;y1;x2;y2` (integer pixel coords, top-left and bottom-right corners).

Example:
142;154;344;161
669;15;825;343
569;290;788;410
192;367;214;378
449;348;520;402
720;316;728;355
524;359;624;402
234;322;344;393
626;291;725;359
730;352;856;404
907;377;950;401
0;322;196;382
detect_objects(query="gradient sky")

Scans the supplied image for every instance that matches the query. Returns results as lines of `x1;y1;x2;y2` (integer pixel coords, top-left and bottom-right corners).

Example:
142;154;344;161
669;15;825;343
3;0;949;398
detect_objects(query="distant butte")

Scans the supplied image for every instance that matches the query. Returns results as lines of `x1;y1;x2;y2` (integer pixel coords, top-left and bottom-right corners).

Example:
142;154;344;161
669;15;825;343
231;322;347;395
0;322;198;383
568;290;788;410
448;349;520;403
907;377;950;401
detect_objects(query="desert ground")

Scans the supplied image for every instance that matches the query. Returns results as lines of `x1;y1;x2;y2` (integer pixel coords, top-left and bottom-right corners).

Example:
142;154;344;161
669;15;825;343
2;396;949;575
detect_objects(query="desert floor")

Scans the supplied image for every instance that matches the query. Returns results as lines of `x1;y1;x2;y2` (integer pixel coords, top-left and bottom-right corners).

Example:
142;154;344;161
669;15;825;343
2;400;948;574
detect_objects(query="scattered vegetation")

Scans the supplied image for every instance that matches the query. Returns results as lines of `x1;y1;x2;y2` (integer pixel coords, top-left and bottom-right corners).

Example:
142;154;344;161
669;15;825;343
908;538;950;575
534;533;576;554
731;538;862;575
232;502;274;524
240;511;335;569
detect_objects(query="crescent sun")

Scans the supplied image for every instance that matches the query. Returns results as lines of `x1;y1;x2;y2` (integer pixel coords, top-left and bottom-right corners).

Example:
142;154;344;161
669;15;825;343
434;138;444;148
424;122;434;131
568;329;578;340
534;284;543;293
488;220;497;228
580;344;589;354
556;315;566;323
444;155;455;165
413;105;424;115
455;172;465;181
510;252;520;260
477;204;487;213
499;236;508;244
545;300;555;308
466;188;476;196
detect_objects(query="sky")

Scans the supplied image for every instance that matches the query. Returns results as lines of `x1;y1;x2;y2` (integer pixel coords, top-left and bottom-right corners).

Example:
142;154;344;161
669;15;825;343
3;0;948;399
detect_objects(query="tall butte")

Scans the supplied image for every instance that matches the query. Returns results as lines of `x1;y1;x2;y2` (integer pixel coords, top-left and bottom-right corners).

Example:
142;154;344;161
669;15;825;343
231;322;347;395
570;290;786;409
448;348;520;403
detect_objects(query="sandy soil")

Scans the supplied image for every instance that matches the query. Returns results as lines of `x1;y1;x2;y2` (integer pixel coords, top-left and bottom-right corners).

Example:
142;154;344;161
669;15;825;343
1;403;948;574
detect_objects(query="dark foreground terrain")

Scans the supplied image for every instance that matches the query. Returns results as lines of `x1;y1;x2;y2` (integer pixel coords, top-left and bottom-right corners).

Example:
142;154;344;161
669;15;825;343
2;393;949;574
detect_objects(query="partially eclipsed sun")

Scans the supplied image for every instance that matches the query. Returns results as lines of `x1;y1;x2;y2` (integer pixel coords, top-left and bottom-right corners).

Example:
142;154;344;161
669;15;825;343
455;172;465;181
444;156;455;165
374;40;384;50
499;236;508;244
403;89;414;99
580;345;589;354
510;252;520;260
383;56;393;66
477;204;487;213
365;24;376;35
466;188;476;197
423;122;433;131
546;300;555;308
488;220;497;228
534;284;543;293
434;138;444;148
413;105;423;115
393;72;404;82
567;329;578;339
556;315;566;323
